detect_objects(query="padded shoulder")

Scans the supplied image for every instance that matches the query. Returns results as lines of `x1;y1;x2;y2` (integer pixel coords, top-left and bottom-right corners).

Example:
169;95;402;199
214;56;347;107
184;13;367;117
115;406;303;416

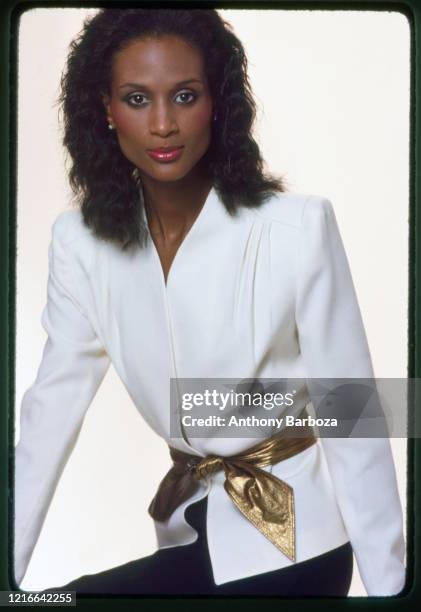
51;208;93;247
251;191;333;229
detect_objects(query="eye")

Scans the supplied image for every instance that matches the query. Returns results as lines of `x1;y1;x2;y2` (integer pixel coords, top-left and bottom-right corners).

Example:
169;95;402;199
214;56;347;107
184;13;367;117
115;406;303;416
125;92;148;107
174;90;196;104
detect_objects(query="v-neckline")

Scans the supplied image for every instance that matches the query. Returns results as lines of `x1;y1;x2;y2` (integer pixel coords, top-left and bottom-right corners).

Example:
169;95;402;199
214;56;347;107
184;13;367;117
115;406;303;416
142;186;215;289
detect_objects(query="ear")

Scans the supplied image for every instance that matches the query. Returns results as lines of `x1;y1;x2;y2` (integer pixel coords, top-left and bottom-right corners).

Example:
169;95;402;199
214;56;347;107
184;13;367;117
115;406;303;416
101;93;113;126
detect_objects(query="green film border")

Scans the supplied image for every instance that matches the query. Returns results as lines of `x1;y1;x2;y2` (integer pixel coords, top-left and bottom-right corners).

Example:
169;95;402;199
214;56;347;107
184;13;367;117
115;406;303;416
1;0;418;610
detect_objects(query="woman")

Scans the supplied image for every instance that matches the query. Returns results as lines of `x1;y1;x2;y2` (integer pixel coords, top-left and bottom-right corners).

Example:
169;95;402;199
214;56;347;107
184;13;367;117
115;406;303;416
14;8;405;596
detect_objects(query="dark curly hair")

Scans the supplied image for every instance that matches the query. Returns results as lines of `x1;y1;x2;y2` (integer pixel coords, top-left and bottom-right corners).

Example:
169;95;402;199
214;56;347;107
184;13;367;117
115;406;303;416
59;8;286;251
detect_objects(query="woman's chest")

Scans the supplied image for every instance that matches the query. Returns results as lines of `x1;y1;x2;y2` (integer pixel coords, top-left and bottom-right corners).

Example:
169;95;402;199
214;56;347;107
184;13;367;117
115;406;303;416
90;216;299;380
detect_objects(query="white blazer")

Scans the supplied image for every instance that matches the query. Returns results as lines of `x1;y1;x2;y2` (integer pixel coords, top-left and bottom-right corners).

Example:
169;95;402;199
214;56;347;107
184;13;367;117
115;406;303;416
14;188;406;595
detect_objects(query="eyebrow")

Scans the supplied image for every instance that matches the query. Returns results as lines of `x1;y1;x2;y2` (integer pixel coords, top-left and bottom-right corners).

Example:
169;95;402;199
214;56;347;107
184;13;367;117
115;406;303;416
118;79;203;90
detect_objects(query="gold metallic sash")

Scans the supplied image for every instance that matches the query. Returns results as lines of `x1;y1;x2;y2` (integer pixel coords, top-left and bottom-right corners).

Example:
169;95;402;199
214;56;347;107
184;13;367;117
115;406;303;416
148;409;317;562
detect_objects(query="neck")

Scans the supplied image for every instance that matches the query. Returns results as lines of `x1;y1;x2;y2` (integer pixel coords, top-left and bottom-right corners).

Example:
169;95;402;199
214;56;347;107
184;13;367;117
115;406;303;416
141;168;213;243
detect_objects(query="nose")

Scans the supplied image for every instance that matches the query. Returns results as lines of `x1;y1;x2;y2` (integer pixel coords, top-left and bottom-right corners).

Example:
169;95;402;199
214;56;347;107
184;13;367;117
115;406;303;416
149;99;179;138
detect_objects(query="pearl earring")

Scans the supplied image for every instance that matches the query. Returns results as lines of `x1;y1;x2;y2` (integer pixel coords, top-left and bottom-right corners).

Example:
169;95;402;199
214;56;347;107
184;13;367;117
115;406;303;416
108;123;114;130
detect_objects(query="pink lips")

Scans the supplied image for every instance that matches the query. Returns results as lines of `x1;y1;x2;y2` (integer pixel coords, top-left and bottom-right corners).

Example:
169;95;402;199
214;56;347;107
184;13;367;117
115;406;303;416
147;146;184;163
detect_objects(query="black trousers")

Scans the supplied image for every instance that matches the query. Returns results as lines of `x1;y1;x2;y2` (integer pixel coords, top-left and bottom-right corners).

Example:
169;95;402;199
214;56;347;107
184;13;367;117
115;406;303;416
54;496;353;596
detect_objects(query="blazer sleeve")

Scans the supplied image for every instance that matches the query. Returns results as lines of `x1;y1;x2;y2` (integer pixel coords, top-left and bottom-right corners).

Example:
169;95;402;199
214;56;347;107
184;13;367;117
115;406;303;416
13;213;110;587
295;196;406;596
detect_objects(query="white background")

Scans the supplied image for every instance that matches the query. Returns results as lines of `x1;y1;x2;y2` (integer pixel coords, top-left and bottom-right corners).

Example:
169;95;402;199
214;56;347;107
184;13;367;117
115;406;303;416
16;8;409;595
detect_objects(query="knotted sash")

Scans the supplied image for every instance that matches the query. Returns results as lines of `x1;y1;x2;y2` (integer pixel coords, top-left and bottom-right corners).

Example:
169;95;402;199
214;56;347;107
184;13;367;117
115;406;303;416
148;408;317;561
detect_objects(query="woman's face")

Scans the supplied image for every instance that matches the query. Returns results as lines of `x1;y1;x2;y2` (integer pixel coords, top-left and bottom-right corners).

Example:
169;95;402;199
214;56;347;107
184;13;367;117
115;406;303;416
103;34;213;185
